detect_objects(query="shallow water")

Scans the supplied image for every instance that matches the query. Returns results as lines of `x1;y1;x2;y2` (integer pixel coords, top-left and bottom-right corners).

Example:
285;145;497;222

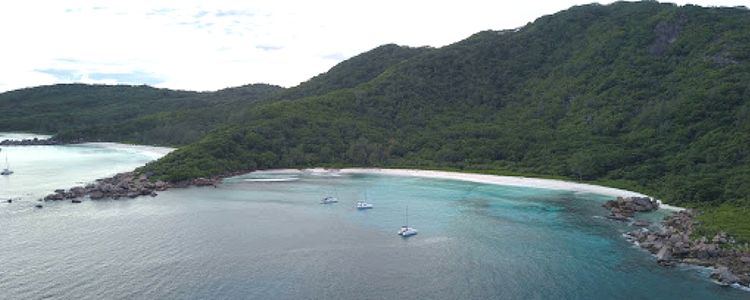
0;144;746;299
0;144;157;202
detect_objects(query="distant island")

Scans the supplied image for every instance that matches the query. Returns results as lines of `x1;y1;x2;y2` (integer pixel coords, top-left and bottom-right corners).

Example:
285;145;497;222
1;1;749;289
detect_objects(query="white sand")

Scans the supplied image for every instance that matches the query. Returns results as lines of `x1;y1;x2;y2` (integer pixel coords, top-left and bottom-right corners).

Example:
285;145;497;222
84;142;175;159
0;132;52;141
335;168;685;211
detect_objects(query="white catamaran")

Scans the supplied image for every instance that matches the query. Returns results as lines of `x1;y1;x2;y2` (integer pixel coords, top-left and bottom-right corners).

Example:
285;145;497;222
397;206;418;237
356;190;373;209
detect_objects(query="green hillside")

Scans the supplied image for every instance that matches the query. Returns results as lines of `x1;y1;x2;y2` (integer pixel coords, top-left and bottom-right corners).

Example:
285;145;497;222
57;84;285;145
0;83;285;145
0;44;426;146
143;2;750;211
2;2;749;239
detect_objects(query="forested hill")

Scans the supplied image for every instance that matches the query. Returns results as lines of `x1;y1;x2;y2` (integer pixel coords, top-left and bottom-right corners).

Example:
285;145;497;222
0;43;427;146
0;83;284;145
143;1;750;212
278;44;431;100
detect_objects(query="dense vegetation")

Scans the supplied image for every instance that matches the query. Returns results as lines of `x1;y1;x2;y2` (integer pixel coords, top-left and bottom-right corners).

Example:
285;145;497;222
145;2;750;205
0;44;424;146
2;3;749;238
0;83;284;145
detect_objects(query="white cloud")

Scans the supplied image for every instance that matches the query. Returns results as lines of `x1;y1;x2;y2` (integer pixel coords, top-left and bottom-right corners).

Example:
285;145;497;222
0;0;746;92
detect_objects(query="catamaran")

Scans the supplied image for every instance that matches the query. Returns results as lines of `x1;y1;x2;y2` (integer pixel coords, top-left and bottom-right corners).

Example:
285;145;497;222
321;196;338;204
356;191;373;209
397;206;418;237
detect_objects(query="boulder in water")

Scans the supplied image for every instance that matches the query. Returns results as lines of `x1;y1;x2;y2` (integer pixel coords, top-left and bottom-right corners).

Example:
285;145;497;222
656;247;672;265
711;266;740;286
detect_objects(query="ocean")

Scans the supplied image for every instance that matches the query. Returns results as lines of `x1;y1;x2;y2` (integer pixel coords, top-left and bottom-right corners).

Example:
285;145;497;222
0;140;745;299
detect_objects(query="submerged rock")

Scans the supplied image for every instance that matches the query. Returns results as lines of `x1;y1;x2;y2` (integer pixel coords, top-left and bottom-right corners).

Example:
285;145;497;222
89;191;105;200
711;266;741;286
656;246;672;262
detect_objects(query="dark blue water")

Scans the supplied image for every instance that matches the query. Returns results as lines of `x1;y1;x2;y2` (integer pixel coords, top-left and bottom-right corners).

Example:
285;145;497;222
1;170;746;299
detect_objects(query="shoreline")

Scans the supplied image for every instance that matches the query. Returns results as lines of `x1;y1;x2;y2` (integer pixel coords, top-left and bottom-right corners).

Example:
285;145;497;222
84;142;176;159
285;167;686;211
37;165;750;290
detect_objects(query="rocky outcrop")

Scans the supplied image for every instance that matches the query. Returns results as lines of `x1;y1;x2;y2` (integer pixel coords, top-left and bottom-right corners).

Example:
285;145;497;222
624;209;750;288
0;137;62;146
712;266;741;286
602;197;749;289
42;172;222;202
602;196;659;221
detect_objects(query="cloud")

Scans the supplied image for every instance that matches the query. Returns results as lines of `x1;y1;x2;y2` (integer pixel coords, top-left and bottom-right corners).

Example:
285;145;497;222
148;8;175;16
88;72;163;85
215;10;254;17
193;10;210;18
1;0;748;93
35;69;81;81
256;45;283;51
35;68;163;86
322;53;346;61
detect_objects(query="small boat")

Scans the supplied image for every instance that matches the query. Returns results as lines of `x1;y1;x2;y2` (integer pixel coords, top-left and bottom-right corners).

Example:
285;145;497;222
398;226;418;237
35;204;43;209
357;201;373;209
356;190;373;209
1;154;12;176
321;196;338;204
397;206;418;237
72;199;82;203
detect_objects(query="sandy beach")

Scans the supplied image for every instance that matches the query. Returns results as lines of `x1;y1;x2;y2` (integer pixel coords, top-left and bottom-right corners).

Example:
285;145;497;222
85;142;176;159
293;168;685;211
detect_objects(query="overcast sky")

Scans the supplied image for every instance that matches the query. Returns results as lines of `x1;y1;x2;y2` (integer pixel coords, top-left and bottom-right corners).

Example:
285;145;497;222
0;0;746;93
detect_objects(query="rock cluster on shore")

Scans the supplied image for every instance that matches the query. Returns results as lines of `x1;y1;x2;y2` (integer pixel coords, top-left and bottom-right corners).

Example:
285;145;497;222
43;172;221;202
602;196;659;220
602;197;750;288
0;137;62;146
625;210;750;286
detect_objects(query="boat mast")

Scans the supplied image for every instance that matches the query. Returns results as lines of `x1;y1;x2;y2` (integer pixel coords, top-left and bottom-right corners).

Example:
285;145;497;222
406;205;409;227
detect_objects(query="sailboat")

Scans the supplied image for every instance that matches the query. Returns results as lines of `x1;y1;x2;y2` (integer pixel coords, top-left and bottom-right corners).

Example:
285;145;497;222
321;187;339;204
356;190;373;209
1;153;12;176
321;195;338;204
397;206;418;237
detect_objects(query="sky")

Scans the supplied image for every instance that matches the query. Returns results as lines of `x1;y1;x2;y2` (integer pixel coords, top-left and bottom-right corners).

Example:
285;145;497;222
0;0;747;93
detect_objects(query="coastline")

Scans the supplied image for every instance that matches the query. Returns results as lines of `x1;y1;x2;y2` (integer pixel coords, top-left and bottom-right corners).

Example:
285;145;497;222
84;142;176;159
327;168;750;289
0;132;52;141
37;164;750;289
300;168;685;211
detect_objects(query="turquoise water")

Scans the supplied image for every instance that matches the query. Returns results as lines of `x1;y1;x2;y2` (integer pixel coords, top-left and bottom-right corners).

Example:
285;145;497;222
0;145;746;299
0;143;159;202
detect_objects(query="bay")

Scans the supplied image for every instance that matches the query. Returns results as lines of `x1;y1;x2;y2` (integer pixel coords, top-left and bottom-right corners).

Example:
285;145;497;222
0;141;745;299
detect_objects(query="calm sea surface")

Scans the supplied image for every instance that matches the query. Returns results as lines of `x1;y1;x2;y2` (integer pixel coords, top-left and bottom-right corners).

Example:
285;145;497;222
0;140;746;299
